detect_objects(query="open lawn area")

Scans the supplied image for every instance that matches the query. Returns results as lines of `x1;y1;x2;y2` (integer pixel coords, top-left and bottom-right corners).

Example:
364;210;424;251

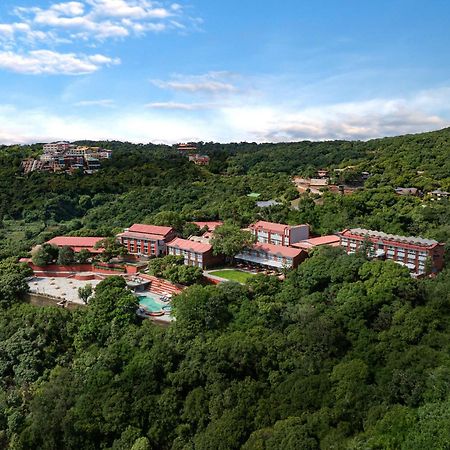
208;269;256;283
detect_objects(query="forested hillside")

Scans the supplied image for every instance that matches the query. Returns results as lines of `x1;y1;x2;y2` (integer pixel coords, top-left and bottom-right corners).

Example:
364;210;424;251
0;128;449;449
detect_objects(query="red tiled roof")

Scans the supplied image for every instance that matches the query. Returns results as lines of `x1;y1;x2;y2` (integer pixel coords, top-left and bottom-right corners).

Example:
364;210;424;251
192;221;223;231
292;235;340;250
45;236;105;253
252;242;303;258
250;220;292;234
117;231;165;241
128;223;174;236
167;237;212;254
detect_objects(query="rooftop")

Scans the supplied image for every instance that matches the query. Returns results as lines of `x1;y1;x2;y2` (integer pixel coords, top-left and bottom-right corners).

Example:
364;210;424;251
250;220;303;234
341;228;440;247
46;236;105;252
167;237;212;254
292;235;340;250
128;223;174;236
117;231;168;241
252;242;303;258
192;221;223;231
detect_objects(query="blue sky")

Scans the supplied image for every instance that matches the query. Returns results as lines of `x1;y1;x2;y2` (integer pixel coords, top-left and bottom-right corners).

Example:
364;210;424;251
0;0;450;143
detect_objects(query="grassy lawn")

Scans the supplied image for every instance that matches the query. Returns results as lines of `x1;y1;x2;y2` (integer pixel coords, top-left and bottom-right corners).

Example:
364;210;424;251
209;269;256;283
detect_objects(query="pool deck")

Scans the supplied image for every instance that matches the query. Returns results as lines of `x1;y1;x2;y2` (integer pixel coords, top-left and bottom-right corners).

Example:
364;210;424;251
138;290;174;323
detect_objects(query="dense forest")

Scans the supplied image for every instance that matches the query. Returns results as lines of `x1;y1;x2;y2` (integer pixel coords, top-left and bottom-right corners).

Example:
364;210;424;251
0;128;449;448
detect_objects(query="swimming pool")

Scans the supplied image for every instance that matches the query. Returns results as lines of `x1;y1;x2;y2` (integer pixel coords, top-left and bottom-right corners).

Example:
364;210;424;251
138;294;164;312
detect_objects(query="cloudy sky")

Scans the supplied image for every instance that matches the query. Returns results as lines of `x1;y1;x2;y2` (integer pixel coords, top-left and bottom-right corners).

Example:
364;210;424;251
1;0;450;144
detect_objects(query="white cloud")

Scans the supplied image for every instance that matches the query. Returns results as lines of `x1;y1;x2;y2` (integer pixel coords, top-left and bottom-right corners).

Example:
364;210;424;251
152;72;238;93
74;99;115;106
0;50;120;74
0;0;198;75
145;101;213;110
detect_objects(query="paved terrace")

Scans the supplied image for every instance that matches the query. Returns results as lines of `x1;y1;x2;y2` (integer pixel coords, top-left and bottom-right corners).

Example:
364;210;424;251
28;277;102;304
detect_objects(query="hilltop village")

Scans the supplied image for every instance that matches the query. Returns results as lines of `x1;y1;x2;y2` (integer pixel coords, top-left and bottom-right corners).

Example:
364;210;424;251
21;141;112;174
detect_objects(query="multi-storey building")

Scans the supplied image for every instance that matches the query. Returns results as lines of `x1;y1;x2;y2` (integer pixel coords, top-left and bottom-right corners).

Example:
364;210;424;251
235;242;305;270
166;238;223;269
117;224;176;257
248;221;309;247
43;141;74;153
339;228;445;275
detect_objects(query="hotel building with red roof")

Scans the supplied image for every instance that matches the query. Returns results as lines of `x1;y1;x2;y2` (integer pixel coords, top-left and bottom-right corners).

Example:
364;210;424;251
117;224;176;257
292;235;340;252
235;242;306;270
166;237;223;269
45;236;105;254
339;228;445;275
249;221;310;247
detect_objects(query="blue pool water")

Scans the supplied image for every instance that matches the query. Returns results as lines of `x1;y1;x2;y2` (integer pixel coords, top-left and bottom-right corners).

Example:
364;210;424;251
138;294;164;312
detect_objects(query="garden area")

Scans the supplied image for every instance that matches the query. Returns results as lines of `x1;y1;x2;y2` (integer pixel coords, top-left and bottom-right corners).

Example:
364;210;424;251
208;268;256;283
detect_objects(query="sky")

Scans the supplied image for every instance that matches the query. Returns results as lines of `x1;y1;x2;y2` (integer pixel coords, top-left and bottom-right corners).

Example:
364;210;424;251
1;0;450;144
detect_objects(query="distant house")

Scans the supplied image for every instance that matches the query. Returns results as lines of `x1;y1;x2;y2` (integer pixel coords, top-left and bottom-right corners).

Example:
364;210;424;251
395;187;420;196
256;200;281;208
291;235;340;252
430;190;450;200
188;154;210;165
192;221;223;232
316;169;329;178
21;158;45;174
167;237;223;269
45;236;106;254
339;228;445;275
235;242;306;270
249;221;309;247
177;143;197;152
117;224;176;257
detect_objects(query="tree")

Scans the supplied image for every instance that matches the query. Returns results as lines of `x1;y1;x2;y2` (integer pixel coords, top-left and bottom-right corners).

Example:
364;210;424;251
77;248;91;264
31;244;59;266
95;237;127;262
148;255;184;278
78;284;93;304
57;246;75;265
151;211;184;231
0;259;33;307
211;223;255;259
181;222;201;239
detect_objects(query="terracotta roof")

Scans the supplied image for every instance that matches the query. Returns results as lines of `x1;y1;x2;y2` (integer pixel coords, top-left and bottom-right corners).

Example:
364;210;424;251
192;221;223;231
250;221;292;234
45;236;105;253
128;223;174;236
252;242;303;258
340;228;441;248
167;237;212;254
292;235;340;250
117;231;165;241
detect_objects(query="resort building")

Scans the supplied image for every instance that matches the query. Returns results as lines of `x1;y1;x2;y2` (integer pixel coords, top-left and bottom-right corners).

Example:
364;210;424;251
177;143;197;153
292;235;340;253
249;221;309;247
117;224;176;257
43;141;74;153
235;242;306;270
188;154;210;165
339;228;445;275
45;236;105;254
166;237;223;269
430;190;450;200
